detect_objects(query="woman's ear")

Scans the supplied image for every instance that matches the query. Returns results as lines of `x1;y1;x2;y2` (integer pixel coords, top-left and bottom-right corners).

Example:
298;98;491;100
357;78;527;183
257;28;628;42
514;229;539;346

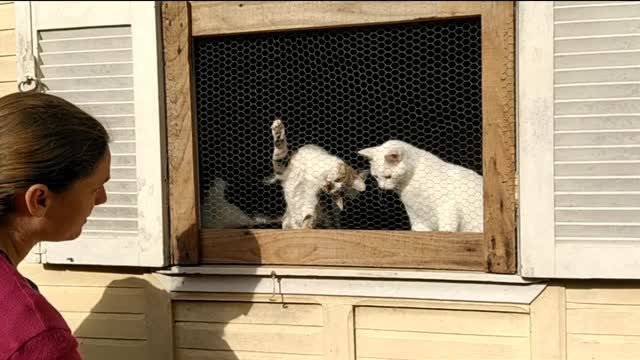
22;184;51;217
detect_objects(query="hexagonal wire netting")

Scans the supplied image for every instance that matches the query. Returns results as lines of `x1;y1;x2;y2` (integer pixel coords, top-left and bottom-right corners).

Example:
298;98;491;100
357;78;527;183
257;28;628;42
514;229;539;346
195;17;482;231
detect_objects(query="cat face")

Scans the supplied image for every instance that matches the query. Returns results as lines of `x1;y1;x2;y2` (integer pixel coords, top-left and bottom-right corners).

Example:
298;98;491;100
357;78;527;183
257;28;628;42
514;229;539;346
323;163;367;209
358;143;409;191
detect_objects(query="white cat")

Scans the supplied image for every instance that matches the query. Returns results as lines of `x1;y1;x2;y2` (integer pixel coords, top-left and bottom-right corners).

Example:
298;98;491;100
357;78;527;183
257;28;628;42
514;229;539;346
270;119;367;229
202;177;278;229
358;140;483;232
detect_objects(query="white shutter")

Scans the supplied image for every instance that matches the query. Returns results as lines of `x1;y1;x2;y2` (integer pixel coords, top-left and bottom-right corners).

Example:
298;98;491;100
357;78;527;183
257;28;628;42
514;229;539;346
15;1;168;266
519;1;640;278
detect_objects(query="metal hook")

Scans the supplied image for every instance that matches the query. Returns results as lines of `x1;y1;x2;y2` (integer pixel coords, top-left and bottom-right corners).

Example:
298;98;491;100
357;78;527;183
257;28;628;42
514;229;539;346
269;271;278;302
18;74;39;93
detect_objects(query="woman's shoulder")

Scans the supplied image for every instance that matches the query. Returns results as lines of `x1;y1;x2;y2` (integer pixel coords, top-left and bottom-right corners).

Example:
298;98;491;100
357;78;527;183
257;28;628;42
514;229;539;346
0;257;73;359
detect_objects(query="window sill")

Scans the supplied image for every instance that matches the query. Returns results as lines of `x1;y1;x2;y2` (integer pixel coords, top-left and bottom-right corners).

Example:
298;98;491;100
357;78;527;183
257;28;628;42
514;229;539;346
158;265;539;284
154;265;547;304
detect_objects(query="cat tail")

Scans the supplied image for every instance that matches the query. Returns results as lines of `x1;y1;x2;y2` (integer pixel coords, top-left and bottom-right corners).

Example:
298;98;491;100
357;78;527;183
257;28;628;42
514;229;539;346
271;118;291;177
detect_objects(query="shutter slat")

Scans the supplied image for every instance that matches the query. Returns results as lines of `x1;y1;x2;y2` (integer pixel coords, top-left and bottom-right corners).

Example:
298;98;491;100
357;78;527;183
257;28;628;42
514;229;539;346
39;36;132;52
78;102;135;116
555;3;640;22
40;49;132;65
556;162;640;176
555;84;640;100
104;193;137;206
556;131;640;145
105;180;137;193
41;62;133;78
40;26;131;40
557;193;640;207
50;89;134;103
556;35;640;53
556;146;640;161
555;67;640;83
557;209;640;223
556;19;640;38
556;51;640;69
109;142;136;154
556;178;640;191
85;219;138;231
110;154;136;167
43;76;133;90
557;224;640;238
91;206;138;218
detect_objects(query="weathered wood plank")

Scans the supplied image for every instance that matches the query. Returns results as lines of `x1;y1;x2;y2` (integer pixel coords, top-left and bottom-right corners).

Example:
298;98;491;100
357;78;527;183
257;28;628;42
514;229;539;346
482;1;516;273
175;322;323;354
162;1;199;264
0;3;15;30
177;349;321;360
357;329;529;360
530;285;566;360
191;1;488;36
356;306;529;337
39;286;146;313
174;301;323;326
201;229;485;270
63;312;147;340
567;334;640;360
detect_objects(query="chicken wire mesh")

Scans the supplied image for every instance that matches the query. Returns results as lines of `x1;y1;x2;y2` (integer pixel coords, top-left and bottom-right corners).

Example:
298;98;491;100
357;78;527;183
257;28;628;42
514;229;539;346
195;17;483;232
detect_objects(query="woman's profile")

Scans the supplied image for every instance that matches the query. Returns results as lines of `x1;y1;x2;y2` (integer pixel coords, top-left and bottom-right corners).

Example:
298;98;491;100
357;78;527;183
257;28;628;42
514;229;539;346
0;92;111;360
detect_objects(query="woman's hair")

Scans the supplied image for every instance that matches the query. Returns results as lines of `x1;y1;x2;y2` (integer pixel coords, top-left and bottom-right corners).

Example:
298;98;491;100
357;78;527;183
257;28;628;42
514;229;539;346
0;92;110;218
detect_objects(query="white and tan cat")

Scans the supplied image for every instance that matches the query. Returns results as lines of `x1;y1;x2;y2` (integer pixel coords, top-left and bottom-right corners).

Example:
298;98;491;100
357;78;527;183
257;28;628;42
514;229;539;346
358;140;483;232
270;118;367;229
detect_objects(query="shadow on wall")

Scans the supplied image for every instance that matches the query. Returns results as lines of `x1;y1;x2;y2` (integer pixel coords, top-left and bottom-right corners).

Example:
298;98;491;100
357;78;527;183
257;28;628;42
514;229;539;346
67;234;262;360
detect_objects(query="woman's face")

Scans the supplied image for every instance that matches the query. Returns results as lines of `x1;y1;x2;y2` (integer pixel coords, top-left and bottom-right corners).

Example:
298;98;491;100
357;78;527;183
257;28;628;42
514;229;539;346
42;149;111;241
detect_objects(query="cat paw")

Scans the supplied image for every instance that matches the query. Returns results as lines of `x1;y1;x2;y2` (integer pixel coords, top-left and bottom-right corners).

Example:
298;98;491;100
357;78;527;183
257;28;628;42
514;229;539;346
302;214;314;229
271;119;285;140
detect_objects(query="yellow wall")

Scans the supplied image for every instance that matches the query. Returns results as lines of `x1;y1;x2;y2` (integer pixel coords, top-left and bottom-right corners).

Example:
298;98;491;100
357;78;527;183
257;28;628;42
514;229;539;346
19;264;172;360
0;1;15;96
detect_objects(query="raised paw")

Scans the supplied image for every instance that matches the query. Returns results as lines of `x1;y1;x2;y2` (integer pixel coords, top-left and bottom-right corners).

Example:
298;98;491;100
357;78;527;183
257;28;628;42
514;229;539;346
271;119;285;140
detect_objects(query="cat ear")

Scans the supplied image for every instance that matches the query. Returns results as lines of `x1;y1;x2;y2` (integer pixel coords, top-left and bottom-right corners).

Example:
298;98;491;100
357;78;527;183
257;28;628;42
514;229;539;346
357;147;376;160
384;148;404;165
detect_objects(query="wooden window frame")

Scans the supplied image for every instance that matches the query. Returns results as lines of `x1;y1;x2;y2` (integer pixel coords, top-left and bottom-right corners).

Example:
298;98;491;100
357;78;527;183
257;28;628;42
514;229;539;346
162;1;516;273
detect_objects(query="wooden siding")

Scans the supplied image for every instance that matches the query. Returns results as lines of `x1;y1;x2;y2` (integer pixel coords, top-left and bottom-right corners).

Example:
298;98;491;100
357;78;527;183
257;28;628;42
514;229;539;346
0;2;15;95
173;301;324;360
355;307;529;360
566;281;640;360
17;264;172;360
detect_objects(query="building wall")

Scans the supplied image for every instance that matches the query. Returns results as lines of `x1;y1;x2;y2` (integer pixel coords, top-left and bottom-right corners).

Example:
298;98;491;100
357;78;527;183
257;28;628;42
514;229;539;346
2;3;640;360
18;264;172;360
0;1;16;96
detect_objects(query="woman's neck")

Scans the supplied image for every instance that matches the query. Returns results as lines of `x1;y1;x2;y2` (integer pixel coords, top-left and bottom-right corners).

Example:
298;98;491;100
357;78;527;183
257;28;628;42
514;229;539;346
0;221;36;266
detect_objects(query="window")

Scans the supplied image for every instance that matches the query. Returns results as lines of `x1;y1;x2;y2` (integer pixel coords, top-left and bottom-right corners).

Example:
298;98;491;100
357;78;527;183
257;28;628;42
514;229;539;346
163;1;515;273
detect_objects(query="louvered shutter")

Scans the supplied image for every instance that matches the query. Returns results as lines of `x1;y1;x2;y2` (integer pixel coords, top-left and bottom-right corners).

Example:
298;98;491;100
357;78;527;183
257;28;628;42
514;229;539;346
520;1;640;278
16;1;168;266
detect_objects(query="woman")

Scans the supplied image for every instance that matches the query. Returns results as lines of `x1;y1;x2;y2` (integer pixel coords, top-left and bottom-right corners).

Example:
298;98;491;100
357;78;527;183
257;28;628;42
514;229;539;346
0;92;111;360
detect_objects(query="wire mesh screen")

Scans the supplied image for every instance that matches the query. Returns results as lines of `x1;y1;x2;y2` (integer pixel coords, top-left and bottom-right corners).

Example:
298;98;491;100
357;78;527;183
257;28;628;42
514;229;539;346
195;18;483;232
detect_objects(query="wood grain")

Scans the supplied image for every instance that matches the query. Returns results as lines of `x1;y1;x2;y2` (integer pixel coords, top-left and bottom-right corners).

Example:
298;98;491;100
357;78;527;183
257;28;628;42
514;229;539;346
482;2;516;273
187;1;516;273
191;1;488;36
201;229;485;271
162;1;199;264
